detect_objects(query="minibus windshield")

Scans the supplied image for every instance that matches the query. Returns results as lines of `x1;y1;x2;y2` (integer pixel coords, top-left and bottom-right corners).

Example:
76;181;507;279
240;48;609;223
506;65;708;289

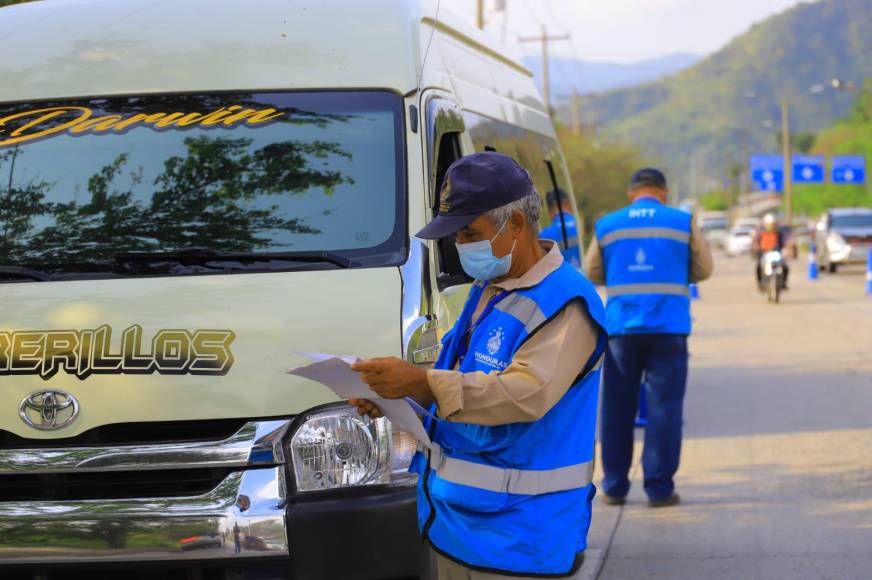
0;91;405;279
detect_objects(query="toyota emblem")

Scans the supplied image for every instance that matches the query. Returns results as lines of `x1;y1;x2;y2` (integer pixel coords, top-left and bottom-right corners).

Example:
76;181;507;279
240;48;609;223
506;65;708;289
19;390;80;431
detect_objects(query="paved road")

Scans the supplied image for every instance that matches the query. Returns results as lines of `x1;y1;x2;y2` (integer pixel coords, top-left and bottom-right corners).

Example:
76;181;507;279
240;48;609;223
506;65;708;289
584;252;872;580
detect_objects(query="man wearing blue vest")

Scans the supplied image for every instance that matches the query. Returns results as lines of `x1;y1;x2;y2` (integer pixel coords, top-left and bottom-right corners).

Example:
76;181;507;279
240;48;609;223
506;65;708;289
540;188;581;268
585;168;712;508
349;152;607;578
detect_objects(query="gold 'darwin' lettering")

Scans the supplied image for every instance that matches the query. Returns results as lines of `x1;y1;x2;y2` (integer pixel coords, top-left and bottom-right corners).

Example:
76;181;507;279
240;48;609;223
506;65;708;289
0;104;286;147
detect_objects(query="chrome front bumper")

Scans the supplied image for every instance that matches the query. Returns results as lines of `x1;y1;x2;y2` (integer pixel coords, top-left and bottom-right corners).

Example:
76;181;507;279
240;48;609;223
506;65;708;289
0;420;291;565
0;467;287;564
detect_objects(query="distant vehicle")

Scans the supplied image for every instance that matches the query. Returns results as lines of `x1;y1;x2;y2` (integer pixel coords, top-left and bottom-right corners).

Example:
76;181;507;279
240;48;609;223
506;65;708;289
814;208;872;273
698;212;730;249
758;250;787;303
725;227;754;256
733;217;760;230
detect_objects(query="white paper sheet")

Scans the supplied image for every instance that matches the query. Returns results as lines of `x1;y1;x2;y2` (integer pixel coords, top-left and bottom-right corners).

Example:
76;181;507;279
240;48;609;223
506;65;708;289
288;352;432;447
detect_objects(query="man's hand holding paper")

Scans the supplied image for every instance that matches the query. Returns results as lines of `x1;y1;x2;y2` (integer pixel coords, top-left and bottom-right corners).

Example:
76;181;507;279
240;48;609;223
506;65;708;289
349;357;432;418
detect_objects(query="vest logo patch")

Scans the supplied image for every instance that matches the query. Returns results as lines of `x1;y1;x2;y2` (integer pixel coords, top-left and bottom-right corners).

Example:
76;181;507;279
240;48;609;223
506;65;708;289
486;327;504;355
475;327;509;370
628;247;654;272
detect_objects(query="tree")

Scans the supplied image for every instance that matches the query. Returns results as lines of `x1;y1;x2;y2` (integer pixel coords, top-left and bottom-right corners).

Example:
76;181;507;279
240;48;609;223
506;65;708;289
556;125;651;241
0;148;55;262
6;131;356;268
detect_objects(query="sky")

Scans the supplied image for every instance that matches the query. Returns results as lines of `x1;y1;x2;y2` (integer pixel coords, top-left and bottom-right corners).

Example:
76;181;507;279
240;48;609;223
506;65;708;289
442;0;809;63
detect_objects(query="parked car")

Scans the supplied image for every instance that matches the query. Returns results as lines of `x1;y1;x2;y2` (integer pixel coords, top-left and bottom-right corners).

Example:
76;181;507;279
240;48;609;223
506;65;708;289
726;226;755;256
698;212;730;249
815;208;872;272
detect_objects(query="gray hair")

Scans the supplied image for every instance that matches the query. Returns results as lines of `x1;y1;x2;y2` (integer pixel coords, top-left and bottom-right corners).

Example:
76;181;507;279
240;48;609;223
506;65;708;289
484;190;542;235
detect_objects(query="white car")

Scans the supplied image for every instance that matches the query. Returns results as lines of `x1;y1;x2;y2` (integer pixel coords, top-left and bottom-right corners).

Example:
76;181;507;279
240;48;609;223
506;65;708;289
726;227;755;256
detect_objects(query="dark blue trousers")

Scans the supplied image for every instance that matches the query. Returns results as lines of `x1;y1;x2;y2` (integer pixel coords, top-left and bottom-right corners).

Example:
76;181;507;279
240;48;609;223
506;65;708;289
600;334;688;501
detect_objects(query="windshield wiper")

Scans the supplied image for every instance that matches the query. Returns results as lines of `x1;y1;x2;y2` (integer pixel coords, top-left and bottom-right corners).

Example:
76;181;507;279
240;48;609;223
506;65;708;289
0;266;54;281
115;248;356;269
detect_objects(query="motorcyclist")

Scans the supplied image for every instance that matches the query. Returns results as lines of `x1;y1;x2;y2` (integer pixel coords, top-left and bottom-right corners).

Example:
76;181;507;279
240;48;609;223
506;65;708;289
753;213;789;289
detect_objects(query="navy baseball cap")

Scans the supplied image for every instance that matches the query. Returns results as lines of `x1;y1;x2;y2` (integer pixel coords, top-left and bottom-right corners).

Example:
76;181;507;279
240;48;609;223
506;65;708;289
415;152;534;240
630;167;668;190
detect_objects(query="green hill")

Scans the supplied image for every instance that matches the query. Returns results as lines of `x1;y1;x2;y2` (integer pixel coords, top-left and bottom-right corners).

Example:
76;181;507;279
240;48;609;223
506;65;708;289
571;0;872;196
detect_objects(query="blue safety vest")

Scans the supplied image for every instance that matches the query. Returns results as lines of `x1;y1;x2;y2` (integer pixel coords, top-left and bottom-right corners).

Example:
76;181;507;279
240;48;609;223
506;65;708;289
595;198;692;336
410;261;607;576
540;212;581;268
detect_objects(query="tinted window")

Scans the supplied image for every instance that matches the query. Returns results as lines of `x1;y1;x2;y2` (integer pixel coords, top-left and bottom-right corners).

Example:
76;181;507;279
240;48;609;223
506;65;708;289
0;91;406;279
462;111;574;228
830;213;872;228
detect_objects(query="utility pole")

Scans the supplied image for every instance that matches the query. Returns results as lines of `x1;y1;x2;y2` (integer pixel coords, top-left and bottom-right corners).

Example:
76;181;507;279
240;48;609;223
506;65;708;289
781;98;793;226
570;89;582;134
519;25;570;117
476;0;485;29
741;135;751;214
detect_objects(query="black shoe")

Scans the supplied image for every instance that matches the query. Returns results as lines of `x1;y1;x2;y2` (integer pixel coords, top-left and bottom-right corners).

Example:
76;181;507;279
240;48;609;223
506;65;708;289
648;493;680;508
601;493;626;506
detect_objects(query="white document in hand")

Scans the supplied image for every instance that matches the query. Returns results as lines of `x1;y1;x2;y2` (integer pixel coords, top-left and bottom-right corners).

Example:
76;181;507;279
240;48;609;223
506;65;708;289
288;352;432;447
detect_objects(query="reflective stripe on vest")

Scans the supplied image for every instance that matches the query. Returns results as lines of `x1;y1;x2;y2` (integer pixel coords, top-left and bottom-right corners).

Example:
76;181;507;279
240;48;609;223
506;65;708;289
429;445;594;495
607;283;690;297
493;293;547;334
600;227;690;247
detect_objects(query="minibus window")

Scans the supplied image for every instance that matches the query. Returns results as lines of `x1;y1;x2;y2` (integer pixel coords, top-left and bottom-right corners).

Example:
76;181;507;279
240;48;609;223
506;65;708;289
0;91;406;279
431;133;469;289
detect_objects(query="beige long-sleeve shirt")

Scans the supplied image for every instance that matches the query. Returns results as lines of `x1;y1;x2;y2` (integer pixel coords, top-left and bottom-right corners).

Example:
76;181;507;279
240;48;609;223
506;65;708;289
584;215;714;285
426;241;601;426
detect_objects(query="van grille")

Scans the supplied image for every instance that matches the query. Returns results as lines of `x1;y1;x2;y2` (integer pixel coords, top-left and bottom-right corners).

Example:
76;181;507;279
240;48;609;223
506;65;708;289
0;418;247;449
0;467;236;501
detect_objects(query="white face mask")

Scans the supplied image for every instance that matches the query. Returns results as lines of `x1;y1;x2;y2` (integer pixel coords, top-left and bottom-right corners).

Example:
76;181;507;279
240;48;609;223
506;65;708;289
454;220;516;280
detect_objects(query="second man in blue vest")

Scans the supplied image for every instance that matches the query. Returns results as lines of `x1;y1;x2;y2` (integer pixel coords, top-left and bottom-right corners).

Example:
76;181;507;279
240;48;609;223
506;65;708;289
540;188;581;268
584;168;713;507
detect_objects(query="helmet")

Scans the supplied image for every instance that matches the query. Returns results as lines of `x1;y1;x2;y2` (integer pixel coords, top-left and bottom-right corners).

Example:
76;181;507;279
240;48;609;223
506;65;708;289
763;213;777;231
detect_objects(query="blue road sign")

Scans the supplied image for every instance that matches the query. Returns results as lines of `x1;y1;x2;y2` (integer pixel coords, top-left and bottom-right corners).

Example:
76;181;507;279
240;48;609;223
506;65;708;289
832;156;866;185
792;155;825;184
750;155;784;192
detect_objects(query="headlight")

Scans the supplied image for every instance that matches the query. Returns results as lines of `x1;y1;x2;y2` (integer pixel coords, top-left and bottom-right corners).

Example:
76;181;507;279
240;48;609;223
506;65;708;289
827;232;847;252
288;404;418;492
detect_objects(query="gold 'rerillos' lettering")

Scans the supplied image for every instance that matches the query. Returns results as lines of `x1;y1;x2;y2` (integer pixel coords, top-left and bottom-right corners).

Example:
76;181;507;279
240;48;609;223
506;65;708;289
91;325;122;371
0;332;10;371
122;324;153;372
77;329;94;379
0;107;92;147
41;331;79;379
10;332;44;372
190;330;236;375
0;104;285;148
0;326;235;380
153;330;192;374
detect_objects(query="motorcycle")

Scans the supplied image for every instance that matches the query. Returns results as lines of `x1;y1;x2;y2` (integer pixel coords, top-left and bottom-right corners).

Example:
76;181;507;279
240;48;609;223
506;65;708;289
758;250;786;303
